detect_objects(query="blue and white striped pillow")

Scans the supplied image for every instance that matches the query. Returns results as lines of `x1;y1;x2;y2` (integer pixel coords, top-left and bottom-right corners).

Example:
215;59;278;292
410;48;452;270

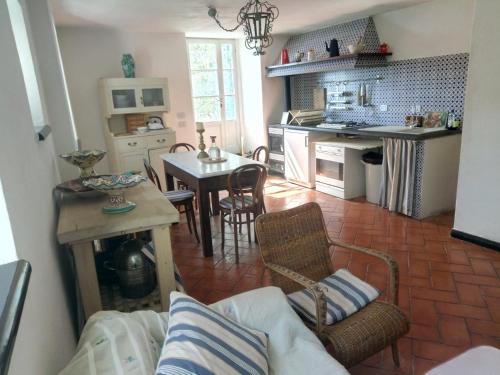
287;268;379;325
156;292;269;375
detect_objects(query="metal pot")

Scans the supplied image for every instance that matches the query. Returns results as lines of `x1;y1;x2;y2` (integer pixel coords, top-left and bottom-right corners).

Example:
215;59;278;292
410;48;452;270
105;239;156;299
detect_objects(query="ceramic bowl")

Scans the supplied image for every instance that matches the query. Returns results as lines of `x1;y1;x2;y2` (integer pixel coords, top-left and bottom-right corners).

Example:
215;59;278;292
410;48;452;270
59;150;106;178
83;174;147;214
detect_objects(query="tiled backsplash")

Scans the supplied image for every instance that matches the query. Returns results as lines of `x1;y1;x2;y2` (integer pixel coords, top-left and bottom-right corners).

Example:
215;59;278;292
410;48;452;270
291;53;469;125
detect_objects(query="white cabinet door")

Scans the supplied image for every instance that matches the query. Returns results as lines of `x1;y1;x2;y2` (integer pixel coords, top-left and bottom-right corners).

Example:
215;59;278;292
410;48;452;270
120;152;147;175
148;147;170;191
139;86;170;113
284;130;312;187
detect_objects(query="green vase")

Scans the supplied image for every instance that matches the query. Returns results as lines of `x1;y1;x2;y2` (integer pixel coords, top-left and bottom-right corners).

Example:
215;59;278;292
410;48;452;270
121;54;135;78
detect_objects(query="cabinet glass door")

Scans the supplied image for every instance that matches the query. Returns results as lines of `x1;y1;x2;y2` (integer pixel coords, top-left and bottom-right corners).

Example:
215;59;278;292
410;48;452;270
111;89;136;109
141;88;164;107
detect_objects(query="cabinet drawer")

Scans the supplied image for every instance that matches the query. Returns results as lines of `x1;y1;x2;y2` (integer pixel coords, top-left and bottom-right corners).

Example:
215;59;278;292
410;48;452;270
116;138;147;153
146;134;174;149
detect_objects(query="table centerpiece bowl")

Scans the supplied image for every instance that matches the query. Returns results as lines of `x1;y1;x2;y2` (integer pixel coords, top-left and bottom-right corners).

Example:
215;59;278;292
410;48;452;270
59;150;106;178
83;174;146;214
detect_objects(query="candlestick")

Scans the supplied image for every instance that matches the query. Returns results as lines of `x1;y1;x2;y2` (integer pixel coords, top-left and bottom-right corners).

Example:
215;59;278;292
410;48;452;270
196;128;209;159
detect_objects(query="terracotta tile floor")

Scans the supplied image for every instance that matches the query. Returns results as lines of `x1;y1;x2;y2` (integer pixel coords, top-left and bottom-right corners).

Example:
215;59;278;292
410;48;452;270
170;176;500;375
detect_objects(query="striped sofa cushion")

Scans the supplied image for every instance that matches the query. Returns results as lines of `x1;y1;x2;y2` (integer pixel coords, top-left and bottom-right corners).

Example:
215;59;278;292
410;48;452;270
287;268;379;325
156;292;269;375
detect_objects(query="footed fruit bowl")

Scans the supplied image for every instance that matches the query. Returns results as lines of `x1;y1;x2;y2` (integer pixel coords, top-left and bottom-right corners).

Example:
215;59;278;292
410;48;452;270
83;174;147;214
59;150;106;178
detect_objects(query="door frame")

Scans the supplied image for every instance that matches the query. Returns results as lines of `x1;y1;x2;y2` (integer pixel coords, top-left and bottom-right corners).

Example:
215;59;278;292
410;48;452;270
186;38;242;153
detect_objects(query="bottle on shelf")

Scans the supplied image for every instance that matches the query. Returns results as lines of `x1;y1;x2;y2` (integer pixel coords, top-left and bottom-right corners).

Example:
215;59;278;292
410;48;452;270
447;109;455;129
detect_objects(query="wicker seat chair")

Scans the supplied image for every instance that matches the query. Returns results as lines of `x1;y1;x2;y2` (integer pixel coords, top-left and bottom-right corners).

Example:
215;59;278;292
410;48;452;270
255;202;409;368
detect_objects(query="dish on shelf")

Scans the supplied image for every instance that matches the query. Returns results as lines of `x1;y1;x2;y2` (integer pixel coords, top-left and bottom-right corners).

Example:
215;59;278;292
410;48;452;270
59;150;106;178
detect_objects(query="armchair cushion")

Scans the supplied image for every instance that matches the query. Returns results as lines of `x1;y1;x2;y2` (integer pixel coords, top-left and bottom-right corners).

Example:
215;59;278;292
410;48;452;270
288;268;379;325
155;292;269;375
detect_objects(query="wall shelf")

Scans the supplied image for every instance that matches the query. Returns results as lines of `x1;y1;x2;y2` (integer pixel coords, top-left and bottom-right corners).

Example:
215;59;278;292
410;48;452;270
266;52;392;78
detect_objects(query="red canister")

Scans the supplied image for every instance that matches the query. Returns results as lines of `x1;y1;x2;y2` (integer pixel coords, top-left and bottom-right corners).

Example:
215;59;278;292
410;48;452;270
281;49;289;64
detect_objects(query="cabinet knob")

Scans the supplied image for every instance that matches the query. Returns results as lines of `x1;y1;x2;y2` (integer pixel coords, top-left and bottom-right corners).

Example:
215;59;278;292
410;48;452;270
157;139;166;143
128;142;137;146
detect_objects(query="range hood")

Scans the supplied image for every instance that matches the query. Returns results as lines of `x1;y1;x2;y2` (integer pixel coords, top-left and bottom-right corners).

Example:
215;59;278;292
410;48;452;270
266;17;389;77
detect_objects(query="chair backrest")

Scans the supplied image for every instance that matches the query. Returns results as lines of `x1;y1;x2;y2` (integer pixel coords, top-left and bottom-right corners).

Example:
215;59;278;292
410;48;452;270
169;143;196;153
255;202;333;293
143;159;162;191
252;146;270;163
226;164;267;211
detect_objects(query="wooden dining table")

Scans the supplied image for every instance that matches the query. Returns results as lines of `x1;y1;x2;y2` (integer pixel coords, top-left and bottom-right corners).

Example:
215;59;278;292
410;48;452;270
162;150;266;257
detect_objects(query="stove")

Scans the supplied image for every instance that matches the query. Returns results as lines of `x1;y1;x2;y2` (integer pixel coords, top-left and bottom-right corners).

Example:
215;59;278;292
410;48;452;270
317;121;369;130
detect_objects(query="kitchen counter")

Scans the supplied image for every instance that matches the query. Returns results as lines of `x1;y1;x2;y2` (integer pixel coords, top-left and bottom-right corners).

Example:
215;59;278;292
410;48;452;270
281;124;461;141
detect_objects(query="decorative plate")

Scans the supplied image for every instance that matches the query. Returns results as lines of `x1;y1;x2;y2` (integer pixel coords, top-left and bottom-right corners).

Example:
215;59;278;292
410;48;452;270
83;174;146;192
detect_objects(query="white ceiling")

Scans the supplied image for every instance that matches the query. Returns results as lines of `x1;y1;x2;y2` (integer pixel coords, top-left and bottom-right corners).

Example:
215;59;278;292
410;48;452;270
50;0;432;36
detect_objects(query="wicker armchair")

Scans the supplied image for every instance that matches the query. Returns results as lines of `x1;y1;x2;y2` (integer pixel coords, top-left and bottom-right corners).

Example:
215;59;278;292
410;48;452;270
255;202;409;368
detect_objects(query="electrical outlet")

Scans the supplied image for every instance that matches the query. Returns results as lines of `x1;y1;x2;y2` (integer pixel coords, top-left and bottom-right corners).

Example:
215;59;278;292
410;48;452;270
379;104;388;112
415;104;422;113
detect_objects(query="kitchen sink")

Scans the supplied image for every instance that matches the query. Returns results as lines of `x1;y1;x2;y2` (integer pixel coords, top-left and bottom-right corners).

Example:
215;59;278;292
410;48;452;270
362;125;408;133
362;126;446;134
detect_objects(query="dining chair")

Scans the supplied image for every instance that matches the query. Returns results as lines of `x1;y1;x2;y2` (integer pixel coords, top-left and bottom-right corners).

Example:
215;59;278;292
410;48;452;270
220;164;267;264
143;159;199;243
169;143;196;190
252;145;269;214
252;145;270;164
255;202;409;368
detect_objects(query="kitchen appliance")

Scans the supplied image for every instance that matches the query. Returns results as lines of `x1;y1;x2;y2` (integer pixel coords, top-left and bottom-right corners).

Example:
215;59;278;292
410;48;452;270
146;116;165;130
105;239;157;299
268;125;284;175
325;39;340;57
284;130;336;188
315;140;381;199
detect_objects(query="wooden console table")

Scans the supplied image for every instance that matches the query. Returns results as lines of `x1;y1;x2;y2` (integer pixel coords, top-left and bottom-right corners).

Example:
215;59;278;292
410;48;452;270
57;181;179;320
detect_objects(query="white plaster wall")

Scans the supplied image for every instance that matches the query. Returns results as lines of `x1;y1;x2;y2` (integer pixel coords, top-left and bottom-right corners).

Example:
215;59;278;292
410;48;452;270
24;0;78;180
239;40;264;153
374;0;475;61
261;35;288;125
239;35;288;153
454;0;500;243
0;0;76;373
57;28;196;174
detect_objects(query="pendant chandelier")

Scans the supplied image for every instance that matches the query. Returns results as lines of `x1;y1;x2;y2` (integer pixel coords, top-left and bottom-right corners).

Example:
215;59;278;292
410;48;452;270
208;1;279;56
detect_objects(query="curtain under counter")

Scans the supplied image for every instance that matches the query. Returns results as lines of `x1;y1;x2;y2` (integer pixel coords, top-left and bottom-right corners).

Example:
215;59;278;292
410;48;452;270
379;138;417;217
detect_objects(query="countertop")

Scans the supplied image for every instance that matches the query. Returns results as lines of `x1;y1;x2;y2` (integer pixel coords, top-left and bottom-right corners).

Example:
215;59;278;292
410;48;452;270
280;124;461;141
57;180;179;244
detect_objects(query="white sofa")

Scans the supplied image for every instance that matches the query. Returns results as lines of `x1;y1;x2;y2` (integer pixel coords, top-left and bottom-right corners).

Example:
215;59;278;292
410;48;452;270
60;286;349;375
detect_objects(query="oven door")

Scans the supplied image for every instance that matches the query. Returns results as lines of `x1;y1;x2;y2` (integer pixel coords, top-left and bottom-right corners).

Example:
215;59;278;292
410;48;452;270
315;149;344;189
268;128;284;155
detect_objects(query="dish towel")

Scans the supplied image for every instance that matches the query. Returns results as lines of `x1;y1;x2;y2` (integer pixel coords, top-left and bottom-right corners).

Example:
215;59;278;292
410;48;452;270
287;268;379;325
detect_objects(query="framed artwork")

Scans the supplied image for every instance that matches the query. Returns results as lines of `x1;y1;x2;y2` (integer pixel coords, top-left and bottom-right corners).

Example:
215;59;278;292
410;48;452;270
423;111;448;128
